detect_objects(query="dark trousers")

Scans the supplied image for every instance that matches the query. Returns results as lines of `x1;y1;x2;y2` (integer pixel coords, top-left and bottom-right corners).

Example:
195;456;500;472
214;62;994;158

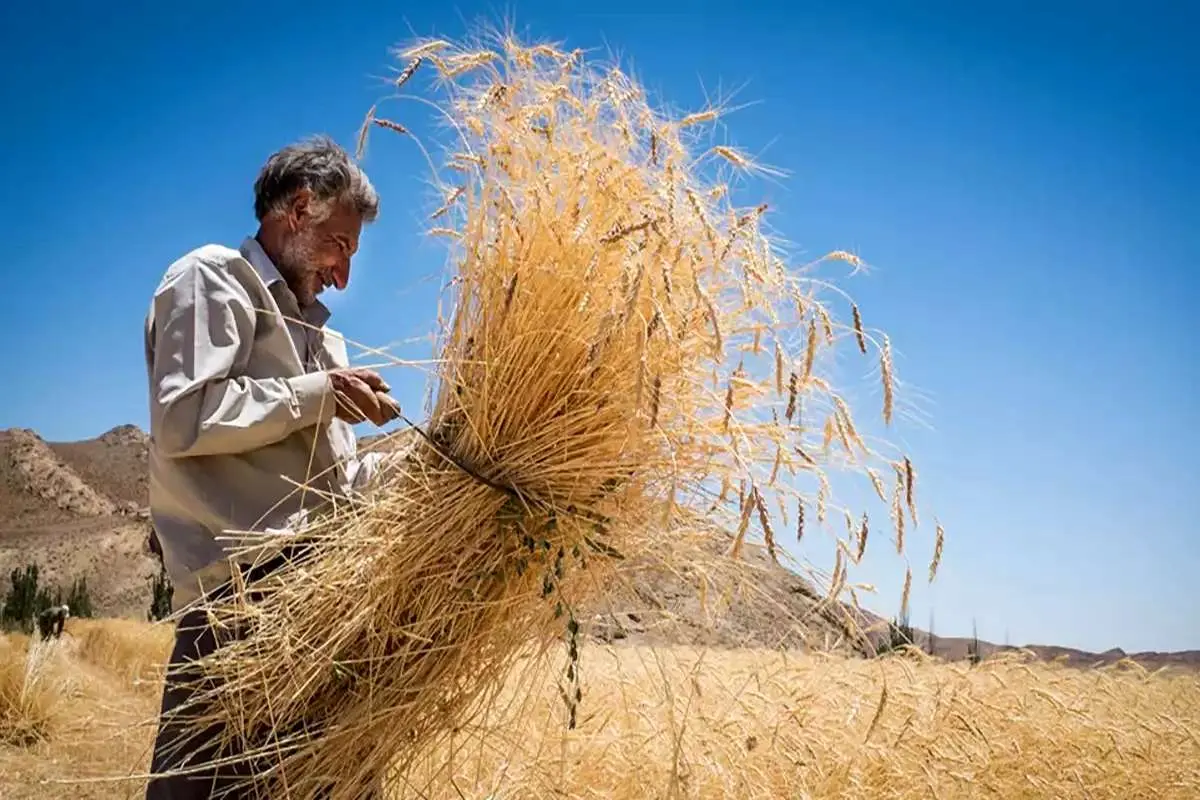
144;545;378;799
144;605;257;799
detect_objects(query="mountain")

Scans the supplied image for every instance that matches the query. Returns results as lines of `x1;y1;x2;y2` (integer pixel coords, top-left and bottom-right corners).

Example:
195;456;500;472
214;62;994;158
1;424;1195;669
0;427;159;619
48;423;149;511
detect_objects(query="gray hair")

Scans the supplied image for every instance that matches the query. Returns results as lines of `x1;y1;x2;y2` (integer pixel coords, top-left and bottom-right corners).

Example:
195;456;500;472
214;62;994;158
253;135;379;223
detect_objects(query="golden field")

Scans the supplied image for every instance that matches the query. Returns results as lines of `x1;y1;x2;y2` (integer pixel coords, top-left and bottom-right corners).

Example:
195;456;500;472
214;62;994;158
0;618;1197;798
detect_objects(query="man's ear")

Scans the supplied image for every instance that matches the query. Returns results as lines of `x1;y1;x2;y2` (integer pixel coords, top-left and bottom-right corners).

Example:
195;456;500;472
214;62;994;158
286;188;313;232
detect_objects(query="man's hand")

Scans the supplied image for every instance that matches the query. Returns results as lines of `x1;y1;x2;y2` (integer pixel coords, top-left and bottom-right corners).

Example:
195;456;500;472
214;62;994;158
329;368;401;427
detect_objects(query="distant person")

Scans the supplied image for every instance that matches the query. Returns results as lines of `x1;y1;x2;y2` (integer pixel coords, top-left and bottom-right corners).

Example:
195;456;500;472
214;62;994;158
143;136;399;799
36;604;69;640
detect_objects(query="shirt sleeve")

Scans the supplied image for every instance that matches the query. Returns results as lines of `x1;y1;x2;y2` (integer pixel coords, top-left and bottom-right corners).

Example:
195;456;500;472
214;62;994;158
345;449;408;491
345;450;382;491
148;254;336;458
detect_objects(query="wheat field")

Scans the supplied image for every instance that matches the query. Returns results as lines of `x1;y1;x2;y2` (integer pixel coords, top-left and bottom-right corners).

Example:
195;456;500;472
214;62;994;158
1;618;1196;798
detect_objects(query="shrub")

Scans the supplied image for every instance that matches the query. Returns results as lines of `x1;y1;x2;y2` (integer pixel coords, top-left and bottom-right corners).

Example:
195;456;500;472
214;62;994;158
66;576;94;619
876;609;916;657
968;619;982;666
2;565;41;634
148;563;174;622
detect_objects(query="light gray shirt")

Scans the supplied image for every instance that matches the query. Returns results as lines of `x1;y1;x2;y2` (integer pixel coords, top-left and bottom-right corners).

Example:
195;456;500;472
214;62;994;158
144;237;378;598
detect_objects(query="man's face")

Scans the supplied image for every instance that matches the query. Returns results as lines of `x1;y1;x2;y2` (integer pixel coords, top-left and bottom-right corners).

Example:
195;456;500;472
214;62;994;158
277;192;363;308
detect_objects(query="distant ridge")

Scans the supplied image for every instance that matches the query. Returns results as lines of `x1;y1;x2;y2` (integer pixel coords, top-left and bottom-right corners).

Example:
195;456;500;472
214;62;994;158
0;424;1195;668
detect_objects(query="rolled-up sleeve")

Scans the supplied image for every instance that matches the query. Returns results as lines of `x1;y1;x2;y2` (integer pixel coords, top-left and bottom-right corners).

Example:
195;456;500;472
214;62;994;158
148;256;336;458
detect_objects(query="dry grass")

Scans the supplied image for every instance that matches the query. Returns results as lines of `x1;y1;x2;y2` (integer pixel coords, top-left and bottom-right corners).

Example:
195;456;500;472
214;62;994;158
73;617;174;691
153;27;939;798
0;620;173;750
0;619;168;799
1;620;1197;799
0;633;74;747
400;647;1200;799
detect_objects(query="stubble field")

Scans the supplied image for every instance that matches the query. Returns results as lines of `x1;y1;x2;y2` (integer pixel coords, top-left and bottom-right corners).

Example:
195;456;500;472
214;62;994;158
1;619;1197;799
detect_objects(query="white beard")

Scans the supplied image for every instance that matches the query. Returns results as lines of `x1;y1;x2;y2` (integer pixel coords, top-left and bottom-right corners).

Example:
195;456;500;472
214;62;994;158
276;229;321;306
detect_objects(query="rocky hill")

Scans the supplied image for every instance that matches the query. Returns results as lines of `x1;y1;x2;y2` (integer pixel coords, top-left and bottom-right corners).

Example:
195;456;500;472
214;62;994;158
0;427;159;619
48;423;149;512
1;424;1195;669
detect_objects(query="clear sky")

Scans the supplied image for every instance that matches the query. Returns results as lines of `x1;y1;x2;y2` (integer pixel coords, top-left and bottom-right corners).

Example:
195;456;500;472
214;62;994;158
1;1;1196;653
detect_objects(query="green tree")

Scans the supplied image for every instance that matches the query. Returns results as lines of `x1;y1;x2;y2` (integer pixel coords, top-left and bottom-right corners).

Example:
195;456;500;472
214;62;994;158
2;565;98;633
876;608;915;657
2;563;41;633
34;584;62;616
66;576;94;619
968;618;982;666
148;564;174;622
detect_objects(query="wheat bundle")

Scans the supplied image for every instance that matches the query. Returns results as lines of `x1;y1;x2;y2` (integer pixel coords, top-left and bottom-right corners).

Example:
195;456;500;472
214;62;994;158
162;31;934;799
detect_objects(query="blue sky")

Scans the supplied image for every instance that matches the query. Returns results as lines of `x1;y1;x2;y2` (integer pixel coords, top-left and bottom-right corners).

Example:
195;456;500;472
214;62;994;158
1;1;1196;653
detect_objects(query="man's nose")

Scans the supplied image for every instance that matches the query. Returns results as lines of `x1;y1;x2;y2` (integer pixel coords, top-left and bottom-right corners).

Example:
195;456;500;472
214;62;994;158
332;259;350;290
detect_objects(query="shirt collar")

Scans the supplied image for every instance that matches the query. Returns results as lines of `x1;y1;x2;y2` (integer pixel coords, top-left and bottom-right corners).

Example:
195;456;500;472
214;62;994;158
240;235;285;287
240;236;331;328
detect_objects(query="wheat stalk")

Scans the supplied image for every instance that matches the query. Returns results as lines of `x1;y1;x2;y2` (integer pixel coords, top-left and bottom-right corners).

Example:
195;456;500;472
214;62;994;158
929;520;944;583
852;304;866;354
881;335;895;426
855;513;869;563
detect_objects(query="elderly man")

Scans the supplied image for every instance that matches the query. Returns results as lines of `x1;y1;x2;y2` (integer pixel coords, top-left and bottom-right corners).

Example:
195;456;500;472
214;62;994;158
143;136;399;799
37;604;69;640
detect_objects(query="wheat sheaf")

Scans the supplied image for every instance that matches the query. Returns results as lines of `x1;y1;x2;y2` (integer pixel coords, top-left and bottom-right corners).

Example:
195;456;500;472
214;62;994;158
159;29;940;799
